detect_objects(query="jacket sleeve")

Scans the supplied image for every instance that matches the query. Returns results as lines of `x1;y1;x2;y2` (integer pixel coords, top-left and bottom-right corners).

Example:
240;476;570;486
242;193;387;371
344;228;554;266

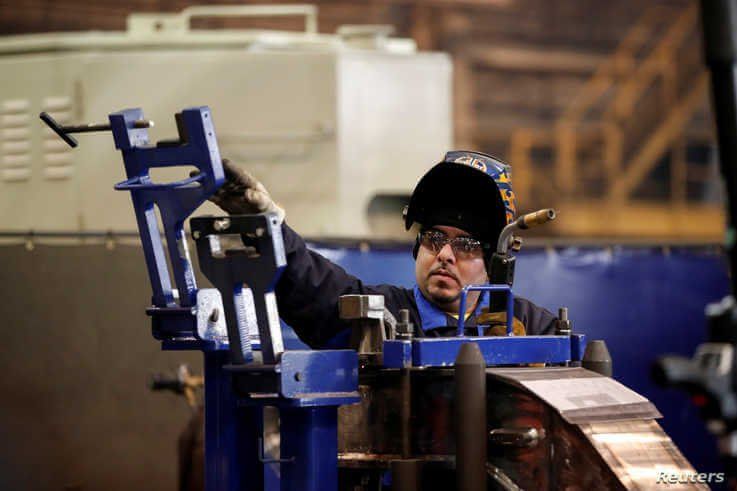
274;222;410;348
514;297;557;335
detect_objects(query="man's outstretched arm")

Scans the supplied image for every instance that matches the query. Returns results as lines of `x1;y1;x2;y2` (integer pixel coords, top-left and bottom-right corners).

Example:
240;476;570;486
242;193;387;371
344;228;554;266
207;159;408;347
276;222;378;347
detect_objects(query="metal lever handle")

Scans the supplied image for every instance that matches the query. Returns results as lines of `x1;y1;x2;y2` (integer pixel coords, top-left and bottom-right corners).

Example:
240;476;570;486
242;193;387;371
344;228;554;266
40;111;153;148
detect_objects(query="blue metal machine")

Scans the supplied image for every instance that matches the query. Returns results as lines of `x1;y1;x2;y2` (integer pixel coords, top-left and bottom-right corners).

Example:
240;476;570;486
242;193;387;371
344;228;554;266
41;106;589;491
384;284;585;369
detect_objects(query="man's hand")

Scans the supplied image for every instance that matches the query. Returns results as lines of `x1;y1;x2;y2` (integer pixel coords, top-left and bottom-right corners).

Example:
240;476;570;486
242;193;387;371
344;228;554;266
476;309;526;336
207;159;285;223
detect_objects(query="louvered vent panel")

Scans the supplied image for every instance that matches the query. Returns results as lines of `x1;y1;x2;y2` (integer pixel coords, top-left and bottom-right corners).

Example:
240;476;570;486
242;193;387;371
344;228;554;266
41;96;74;180
1;99;31;182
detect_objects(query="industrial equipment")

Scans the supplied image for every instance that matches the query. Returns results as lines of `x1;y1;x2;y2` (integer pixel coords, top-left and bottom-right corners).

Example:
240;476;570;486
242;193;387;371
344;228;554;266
1;4;451;238
42;106;703;490
653;1;737;484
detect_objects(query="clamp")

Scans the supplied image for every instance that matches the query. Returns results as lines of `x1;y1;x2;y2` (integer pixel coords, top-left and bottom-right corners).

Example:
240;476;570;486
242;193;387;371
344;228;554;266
41;107;226;343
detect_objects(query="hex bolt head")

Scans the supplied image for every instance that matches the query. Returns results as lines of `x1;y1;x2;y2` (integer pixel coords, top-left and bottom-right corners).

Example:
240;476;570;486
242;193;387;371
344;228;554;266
213;218;231;231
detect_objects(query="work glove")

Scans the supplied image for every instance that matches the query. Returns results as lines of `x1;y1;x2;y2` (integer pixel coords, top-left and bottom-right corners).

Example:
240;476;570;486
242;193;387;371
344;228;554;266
205;159;286;223
475;309;526;336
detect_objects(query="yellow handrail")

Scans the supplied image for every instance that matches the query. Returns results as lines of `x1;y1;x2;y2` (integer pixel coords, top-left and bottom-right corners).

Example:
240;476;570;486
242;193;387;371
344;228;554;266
509;2;706;210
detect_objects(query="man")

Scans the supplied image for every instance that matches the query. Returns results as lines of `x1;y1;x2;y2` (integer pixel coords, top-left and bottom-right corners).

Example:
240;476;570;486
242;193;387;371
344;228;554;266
210;150;556;348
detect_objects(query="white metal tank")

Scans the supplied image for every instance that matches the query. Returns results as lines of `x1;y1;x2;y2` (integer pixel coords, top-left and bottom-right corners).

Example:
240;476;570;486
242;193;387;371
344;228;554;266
0;5;452;238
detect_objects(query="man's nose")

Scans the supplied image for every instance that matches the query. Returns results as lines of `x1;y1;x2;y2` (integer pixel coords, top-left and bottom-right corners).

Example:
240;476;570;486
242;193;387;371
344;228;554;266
436;243;456;263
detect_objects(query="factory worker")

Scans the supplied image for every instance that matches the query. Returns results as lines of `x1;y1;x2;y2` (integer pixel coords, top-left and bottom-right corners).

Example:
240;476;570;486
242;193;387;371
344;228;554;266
209;151;556;347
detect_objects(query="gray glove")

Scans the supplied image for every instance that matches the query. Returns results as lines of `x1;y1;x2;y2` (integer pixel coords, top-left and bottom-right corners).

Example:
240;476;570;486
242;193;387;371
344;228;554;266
208;159;285;223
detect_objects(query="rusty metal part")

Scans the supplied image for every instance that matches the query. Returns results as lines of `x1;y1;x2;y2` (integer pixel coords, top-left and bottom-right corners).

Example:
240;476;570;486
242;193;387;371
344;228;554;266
400;366;412;458
338;366;702;490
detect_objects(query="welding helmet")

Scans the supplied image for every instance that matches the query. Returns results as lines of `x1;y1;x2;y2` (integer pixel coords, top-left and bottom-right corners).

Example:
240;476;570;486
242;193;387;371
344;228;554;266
405;150;516;257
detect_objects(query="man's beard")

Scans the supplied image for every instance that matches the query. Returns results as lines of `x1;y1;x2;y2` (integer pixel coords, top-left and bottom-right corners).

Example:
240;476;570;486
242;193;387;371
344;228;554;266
427;286;461;307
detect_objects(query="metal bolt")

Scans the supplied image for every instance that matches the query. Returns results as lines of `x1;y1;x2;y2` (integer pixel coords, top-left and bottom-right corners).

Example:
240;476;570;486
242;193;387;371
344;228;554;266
555;306;572;336
133;119;154;129
193;230;201;239
213;218;231;231
511;237;523;252
397;309;413;340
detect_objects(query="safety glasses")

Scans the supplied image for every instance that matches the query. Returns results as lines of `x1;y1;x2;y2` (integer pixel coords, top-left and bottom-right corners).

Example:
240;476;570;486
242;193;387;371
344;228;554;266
419;229;485;259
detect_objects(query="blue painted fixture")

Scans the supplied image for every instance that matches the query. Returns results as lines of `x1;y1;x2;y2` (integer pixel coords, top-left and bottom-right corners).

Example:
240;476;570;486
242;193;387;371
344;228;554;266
41;106;597;490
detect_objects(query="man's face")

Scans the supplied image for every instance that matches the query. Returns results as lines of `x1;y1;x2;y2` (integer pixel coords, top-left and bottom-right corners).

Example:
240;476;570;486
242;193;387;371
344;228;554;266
415;225;489;314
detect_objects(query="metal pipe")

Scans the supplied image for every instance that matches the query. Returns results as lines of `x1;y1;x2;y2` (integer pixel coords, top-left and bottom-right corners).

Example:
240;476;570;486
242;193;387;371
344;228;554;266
700;0;737;296
455;342;487;491
496;208;557;254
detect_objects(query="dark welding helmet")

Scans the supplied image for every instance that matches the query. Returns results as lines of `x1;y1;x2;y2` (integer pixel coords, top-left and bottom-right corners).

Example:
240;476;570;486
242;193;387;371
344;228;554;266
404;150;516;253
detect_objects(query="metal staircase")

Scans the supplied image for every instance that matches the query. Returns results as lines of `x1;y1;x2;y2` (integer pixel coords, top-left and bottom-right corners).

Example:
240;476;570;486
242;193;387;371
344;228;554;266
508;2;720;238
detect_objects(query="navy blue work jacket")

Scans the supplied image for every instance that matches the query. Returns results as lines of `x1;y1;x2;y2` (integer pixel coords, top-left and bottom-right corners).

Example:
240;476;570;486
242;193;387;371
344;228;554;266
275;223;556;348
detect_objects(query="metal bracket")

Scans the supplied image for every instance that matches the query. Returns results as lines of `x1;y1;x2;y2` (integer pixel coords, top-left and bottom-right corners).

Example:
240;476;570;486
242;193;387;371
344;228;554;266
110;107;224;309
457;284;514;336
191;214;286;365
339;294;386;365
196;288;228;344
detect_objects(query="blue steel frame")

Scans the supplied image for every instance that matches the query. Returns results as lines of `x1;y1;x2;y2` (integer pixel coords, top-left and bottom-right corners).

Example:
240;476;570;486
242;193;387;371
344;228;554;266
110;107;224;309
384;282;586;369
103;106;359;491
383;334;586;369
456;284;514;336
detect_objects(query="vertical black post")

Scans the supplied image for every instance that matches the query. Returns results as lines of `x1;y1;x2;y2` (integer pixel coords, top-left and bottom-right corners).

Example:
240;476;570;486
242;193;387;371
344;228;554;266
582;340;613;377
400;368;412;458
455;343;487;491
392;310;420;491
700;0;737;294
